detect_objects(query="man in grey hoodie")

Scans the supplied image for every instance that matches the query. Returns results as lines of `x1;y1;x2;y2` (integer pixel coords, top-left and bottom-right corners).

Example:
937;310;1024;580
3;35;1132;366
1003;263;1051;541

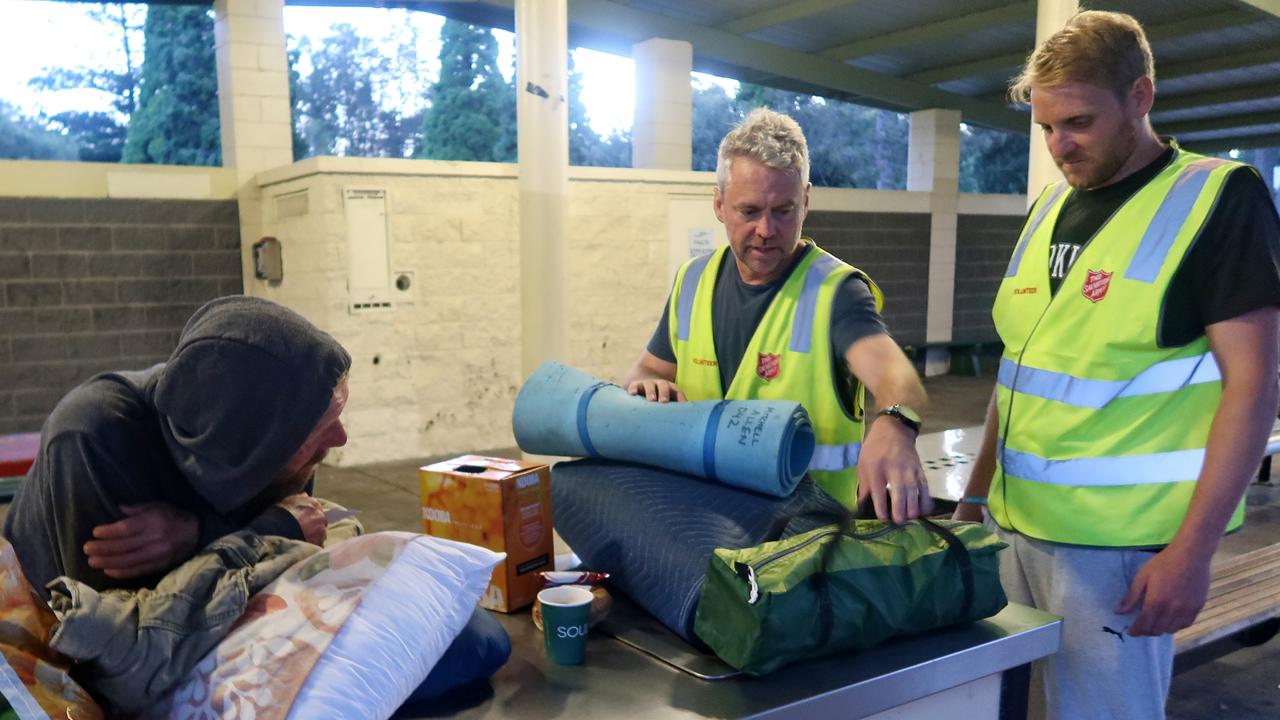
4;295;354;597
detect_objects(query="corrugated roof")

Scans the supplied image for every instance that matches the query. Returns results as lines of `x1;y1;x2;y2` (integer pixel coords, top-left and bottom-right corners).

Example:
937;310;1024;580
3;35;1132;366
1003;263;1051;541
394;0;1280;152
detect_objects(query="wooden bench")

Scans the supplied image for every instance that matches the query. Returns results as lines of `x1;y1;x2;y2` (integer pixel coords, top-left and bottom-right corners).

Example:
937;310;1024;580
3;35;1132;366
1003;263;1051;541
0;432;39;502
1174;543;1280;670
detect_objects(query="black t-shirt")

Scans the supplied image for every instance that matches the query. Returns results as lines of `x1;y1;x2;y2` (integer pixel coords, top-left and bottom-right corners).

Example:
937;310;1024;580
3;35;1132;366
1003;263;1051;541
1046;145;1280;346
646;243;887;404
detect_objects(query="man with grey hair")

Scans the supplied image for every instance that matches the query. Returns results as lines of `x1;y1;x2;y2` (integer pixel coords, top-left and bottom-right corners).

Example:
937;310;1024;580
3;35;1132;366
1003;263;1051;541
624;108;931;522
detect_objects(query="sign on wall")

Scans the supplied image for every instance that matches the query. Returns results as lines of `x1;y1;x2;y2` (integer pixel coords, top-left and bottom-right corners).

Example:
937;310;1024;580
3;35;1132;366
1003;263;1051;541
666;193;726;282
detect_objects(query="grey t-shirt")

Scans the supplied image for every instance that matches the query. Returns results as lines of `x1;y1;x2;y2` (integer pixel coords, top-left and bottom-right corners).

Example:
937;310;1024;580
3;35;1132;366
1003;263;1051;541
646;244;887;408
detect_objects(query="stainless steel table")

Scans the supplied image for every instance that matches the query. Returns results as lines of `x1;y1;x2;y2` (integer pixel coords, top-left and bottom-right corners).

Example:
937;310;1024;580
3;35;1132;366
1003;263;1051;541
917;425;984;502
396;599;1060;719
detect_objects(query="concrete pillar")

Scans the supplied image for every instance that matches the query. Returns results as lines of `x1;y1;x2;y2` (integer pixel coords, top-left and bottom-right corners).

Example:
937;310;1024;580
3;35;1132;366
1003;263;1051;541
516;0;569;377
1025;0;1079;204
214;0;294;295
213;0;293;187
907;108;961;377
631;38;693;170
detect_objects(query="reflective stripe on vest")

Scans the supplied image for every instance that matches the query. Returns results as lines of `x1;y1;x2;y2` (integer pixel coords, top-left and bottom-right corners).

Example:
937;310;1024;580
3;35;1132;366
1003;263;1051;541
997;352;1221;409
1005;183;1070;278
1127;158;1234;282
790;253;843;353
810;441;861;471
676;252;713;342
999;440;1203;487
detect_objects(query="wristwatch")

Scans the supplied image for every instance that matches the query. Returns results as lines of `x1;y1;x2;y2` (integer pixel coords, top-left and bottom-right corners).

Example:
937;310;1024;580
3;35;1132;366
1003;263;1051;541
876;404;922;435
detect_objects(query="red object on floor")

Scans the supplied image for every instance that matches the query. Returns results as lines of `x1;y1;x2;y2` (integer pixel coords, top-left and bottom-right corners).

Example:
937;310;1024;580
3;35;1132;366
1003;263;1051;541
0;433;40;477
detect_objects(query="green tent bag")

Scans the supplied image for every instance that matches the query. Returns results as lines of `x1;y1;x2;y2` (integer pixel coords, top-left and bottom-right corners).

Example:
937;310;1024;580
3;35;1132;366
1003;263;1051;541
693;517;1008;674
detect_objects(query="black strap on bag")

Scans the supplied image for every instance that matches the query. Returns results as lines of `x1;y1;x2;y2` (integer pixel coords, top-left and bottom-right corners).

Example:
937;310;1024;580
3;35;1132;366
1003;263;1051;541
917;517;976;618
781;505;978;649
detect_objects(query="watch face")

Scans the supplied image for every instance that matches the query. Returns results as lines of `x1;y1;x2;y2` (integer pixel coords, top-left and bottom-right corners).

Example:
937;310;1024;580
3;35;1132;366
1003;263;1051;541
895;405;921;424
880;405;921;432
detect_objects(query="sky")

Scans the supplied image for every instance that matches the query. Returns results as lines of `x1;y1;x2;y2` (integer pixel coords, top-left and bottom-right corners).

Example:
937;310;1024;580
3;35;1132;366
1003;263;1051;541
0;0;733;136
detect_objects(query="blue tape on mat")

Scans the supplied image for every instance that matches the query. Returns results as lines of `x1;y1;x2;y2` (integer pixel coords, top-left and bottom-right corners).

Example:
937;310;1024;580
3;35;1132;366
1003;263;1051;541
702;400;729;482
576;382;610;456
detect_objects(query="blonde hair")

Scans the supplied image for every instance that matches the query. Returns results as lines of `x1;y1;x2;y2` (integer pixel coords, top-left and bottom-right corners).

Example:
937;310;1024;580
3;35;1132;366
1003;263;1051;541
716;108;809;190
1009;10;1154;103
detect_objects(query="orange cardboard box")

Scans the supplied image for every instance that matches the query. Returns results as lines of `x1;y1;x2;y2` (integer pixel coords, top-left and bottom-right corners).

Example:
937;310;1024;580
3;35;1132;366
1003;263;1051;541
419;455;553;612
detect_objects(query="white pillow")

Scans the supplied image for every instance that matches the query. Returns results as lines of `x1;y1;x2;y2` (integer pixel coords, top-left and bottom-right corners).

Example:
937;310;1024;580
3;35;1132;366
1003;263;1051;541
291;534;504;718
152;532;503;720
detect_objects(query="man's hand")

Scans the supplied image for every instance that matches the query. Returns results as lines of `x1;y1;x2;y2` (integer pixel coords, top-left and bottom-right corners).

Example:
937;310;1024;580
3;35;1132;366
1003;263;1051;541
1116;544;1212;636
279;493;327;546
623;351;684;402
857;417;933;524
626;378;687;403
84;502;199;579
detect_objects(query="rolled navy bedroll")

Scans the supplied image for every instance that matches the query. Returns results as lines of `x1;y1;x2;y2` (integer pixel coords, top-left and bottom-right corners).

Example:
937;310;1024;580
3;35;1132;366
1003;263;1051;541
512;362;815;497
551;458;844;644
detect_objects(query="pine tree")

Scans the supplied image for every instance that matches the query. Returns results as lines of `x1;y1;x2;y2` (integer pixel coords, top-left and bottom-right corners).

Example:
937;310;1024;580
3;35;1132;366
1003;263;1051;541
692;83;738;172
418;20;512;162
122;5;221;165
293;24;421;158
288;41;308;161
28;3;144;162
960;125;1029;194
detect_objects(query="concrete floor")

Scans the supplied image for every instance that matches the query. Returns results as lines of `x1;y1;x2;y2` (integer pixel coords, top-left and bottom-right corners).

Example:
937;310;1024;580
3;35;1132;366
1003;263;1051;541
315;370;1280;719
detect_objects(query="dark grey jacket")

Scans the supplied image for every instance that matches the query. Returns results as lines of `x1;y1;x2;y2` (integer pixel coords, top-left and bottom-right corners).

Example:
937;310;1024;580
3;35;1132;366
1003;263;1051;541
4;296;351;596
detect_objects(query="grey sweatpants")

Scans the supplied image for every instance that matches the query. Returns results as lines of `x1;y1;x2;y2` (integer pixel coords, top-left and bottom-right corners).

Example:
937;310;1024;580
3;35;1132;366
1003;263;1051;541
990;522;1173;720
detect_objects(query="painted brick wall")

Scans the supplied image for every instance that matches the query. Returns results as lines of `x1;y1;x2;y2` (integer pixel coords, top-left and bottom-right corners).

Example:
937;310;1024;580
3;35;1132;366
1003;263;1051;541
804;210;932;346
250;172;685;466
954;213;1024;342
0;198;243;434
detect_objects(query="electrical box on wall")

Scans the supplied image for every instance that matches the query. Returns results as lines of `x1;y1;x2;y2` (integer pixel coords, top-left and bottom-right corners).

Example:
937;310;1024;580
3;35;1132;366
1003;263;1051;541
343;188;393;313
252;237;283;283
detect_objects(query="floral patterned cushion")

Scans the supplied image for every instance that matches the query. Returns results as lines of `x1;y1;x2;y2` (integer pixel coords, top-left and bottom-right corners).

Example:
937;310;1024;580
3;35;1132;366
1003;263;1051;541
151;531;502;720
0;539;103;720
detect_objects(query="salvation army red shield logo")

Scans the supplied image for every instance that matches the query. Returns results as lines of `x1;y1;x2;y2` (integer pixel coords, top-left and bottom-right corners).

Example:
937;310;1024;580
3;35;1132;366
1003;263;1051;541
1081;269;1113;303
756;353;780;382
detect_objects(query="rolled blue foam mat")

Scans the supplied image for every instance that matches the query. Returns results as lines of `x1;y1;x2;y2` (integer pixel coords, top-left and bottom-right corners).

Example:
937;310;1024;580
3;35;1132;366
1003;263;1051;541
512;362;815;497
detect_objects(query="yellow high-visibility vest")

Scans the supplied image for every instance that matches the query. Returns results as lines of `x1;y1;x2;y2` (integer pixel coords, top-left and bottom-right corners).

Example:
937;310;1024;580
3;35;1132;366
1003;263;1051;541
669;241;883;507
991;149;1244;547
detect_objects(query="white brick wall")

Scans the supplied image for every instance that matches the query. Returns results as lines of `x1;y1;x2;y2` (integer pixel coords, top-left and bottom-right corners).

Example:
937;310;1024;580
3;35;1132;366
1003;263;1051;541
250;163;699;466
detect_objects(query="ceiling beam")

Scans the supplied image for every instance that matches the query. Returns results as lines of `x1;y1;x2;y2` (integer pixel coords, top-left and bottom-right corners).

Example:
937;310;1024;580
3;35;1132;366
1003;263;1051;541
1156;110;1280;137
909;52;1024;85
906;9;1258;87
1229;0;1280;18
1158;44;1280;80
1143;9;1257;41
564;0;1029;132
1180;132;1280;154
721;0;868;36
1154;81;1280;114
820;2;1033;60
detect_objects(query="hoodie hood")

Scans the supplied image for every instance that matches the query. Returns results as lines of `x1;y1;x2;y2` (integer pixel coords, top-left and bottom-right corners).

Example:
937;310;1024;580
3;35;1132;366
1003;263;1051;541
153;296;351;515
